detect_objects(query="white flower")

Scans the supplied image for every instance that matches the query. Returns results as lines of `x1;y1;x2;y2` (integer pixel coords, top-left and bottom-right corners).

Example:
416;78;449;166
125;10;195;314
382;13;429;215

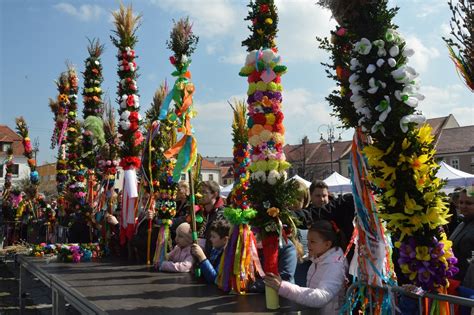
137;113;142;121
389;45;400;57
387;58;397;67
404;97;419;107
350;93;363;103
403;49;415;57
376;59;385;67
349;73;359;84
391;66;418;84
251;171;266;182
366;64;376;74
353;99;367;109
385;29;400;43
368;77;379;94
267;170;280;185
95;60;100;65
350;83;362;95
371;121;386;135
377;48;387;57
120;120;131;130
262;49;277;63
400;114;426;133
129;63;135;72
356;107;371;118
376;96;391;122
354;38;372;55
350;58;360;71
120;110;131;121
245;50;258;65
181;55;189;64
373;39;385;48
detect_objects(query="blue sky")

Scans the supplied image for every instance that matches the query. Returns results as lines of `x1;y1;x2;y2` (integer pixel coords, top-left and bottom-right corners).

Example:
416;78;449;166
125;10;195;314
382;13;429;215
1;0;472;165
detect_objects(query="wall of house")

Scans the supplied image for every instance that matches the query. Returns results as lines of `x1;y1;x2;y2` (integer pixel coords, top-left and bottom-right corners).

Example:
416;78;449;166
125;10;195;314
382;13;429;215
0;156;29;191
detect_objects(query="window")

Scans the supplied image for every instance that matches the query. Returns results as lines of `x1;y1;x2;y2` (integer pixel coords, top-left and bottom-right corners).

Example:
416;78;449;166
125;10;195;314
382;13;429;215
1;142;12;152
181;174;186;181
451;158;459;170
11;164;19;177
208;174;214;181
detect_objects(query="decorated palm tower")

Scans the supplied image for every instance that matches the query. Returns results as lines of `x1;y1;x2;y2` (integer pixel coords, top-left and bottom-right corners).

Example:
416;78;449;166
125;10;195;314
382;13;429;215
239;0;298;308
81;39;106;207
64;65;90;219
217;100;263;294
111;3;143;244
142;83;178;266
49;72;70;215
318;0;458;306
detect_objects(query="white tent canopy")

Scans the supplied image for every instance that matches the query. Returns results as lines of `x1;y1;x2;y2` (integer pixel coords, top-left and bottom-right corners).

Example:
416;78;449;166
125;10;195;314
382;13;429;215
436;161;474;187
220;184;234;197
290;175;311;188
323;171;352;193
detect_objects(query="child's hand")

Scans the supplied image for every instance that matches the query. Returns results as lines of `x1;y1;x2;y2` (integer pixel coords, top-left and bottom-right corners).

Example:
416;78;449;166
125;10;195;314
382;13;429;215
146;209;155;220
263;273;282;291
191;244;206;263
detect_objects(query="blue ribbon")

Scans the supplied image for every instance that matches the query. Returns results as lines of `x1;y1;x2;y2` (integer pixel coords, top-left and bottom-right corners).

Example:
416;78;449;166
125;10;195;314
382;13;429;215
158;88;175;120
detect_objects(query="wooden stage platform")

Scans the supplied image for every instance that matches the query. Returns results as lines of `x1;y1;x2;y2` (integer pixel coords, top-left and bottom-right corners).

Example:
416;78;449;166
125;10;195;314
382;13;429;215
17;255;311;314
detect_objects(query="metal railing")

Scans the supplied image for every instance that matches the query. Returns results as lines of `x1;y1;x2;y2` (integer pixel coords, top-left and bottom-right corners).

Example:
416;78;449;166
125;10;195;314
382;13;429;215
345;281;474;314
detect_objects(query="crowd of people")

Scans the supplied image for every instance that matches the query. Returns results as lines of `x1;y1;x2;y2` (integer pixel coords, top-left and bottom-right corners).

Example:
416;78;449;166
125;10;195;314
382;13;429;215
1;178;473;314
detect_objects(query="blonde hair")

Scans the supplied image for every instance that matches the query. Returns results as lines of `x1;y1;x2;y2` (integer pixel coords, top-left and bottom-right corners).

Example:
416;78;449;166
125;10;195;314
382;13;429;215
176;222;193;244
295;179;310;209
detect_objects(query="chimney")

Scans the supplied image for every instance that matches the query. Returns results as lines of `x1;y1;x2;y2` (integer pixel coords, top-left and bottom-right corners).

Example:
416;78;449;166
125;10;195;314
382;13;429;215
302;136;309;145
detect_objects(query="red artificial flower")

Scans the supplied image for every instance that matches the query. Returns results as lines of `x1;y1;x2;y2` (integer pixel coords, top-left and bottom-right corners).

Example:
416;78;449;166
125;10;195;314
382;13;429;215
274;111;284;124
248;70;262;83
127;95;135;106
133;131;144;147
273;123;284;133
129;111;139;122
120;156;141;170
129;121;138;131
252;18;257;25
253;113;266;125
273;76;281;84
253;146;261;155
169;56;176;65
259;4;269;13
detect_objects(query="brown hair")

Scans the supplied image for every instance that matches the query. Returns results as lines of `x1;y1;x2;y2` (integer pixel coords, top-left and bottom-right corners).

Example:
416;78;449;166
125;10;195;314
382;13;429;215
309;220;346;250
209;219;231;238
310;180;329;194
200;180;221;195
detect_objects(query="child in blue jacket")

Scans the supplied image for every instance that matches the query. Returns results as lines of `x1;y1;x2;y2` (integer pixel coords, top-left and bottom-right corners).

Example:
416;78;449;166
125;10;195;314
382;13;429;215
191;219;230;283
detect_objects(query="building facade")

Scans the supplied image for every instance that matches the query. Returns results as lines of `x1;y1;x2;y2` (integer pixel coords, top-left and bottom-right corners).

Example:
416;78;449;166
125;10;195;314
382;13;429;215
0;125;29;192
285;114;474;181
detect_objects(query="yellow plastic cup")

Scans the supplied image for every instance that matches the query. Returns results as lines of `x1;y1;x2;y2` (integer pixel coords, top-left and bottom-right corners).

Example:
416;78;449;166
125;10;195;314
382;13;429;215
265;285;280;310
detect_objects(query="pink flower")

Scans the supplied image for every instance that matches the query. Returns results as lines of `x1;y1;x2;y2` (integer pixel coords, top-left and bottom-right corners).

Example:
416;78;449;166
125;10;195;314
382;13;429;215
336;27;347;36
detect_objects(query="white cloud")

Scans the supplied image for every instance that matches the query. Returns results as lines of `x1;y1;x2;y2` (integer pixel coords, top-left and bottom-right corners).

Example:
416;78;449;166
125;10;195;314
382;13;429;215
276;0;336;62
150;0;240;38
415;1;446;18
219;51;247;65
53;3;104;21
404;35;440;73
440;23;451;37
418;84;473;126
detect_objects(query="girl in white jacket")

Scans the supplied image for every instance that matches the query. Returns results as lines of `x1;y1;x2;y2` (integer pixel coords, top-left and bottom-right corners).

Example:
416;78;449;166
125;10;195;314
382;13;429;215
264;220;348;315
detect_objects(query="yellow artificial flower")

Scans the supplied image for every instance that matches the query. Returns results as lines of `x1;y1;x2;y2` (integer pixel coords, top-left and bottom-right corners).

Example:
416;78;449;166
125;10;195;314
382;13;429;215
404;193;423;214
265;18;273;25
409;214;423;228
402;138;411;150
418;125;434;144
257;28;264;35
415;246;431;261
267;207;280;217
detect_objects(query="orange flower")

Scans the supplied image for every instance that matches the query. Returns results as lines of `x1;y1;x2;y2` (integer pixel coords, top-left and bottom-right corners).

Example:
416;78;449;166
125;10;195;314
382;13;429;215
261;96;272;107
267;207;280;217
